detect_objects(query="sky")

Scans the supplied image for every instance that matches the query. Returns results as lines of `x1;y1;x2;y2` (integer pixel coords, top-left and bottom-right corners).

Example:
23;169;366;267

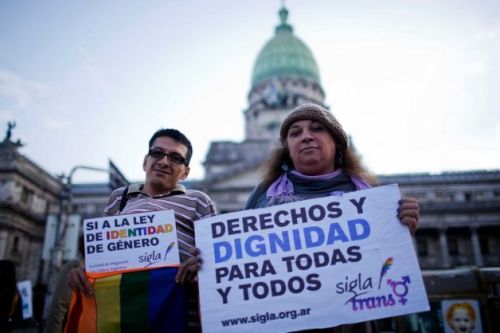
1;0;499;183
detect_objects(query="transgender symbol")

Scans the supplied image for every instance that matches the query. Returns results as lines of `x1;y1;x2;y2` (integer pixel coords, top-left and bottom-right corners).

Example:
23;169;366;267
387;276;411;305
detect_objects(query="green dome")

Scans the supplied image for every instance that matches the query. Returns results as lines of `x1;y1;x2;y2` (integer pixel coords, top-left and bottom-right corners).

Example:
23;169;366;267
251;7;321;87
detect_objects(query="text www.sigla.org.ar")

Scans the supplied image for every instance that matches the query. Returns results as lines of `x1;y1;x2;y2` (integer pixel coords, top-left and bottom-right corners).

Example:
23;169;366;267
221;308;311;327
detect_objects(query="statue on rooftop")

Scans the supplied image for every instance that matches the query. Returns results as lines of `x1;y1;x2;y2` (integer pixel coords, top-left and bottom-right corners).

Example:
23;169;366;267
5;121;15;141
1;121;23;148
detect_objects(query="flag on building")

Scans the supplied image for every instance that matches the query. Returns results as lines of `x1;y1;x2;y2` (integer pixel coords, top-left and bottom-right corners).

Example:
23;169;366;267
108;159;130;191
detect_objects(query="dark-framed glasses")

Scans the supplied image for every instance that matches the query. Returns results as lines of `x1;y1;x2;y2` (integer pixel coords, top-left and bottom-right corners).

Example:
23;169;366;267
148;149;188;166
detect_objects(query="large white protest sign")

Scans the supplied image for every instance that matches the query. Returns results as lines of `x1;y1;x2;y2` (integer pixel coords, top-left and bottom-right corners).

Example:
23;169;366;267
84;210;179;274
196;184;429;332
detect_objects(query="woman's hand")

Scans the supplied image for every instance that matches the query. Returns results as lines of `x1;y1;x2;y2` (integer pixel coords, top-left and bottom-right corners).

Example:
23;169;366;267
398;197;419;234
176;247;202;285
67;267;93;296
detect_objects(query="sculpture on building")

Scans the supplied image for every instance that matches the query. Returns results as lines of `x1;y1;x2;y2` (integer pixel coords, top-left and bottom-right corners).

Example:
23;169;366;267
1;121;23;148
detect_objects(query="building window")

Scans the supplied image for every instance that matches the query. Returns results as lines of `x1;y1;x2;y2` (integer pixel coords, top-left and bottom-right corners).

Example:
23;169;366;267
11;236;20;254
266;122;280;131
20;187;33;204
448;237;459;255
435;191;453;202
405;192;427;201
416;238;428;256
480;236;490;255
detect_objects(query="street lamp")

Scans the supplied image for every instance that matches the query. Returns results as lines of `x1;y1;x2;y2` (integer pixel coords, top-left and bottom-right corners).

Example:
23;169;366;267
45;165;110;317
51;165;109;271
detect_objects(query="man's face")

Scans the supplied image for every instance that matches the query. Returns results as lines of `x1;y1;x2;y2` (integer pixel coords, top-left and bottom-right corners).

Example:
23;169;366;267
143;136;190;196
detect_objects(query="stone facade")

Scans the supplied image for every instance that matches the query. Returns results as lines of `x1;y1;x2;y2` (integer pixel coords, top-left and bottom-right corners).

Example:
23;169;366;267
381;171;500;269
0;130;61;283
0;125;127;285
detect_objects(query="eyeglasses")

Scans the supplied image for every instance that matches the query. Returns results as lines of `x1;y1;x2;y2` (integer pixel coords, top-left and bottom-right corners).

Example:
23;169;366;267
148;149;188;166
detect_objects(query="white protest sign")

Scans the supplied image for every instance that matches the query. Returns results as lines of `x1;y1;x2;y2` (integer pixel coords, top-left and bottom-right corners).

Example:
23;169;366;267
196;184;429;332
17;280;33;319
84;210;179;274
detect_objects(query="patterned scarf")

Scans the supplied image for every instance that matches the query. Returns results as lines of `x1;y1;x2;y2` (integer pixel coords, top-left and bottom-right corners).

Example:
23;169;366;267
266;169;369;206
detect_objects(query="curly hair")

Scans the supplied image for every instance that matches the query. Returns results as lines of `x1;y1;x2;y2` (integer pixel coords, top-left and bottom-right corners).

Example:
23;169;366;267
446;302;477;325
259;139;378;189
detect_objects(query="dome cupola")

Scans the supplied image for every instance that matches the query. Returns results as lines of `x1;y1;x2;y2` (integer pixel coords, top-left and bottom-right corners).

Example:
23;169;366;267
251;7;321;87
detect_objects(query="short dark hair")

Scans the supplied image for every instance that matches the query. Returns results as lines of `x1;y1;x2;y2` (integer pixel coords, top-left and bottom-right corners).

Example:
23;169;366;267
148;128;193;166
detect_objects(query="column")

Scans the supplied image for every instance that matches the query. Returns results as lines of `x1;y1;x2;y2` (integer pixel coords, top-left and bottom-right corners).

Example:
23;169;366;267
470;226;483;267
439;227;451;268
0;230;7;258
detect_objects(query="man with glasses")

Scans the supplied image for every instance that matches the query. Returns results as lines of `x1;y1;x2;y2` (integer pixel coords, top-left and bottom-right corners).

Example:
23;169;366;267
66;128;215;333
141;128;193;198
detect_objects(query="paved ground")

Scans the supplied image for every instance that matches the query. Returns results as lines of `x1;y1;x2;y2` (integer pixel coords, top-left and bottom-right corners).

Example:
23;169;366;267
13;328;38;333
11;320;40;333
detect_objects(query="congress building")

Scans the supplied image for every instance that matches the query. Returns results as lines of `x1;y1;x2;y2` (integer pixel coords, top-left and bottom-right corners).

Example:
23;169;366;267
1;6;499;332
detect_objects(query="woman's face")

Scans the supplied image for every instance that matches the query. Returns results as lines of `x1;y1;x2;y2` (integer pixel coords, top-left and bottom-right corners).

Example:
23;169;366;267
449;308;474;333
286;119;337;175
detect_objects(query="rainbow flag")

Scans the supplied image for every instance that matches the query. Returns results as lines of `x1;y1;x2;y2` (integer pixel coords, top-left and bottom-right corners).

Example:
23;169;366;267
64;267;186;333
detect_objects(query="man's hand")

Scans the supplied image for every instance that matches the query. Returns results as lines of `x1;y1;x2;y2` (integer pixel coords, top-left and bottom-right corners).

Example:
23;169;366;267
176;247;202;285
67;267;93;296
398;197;419;234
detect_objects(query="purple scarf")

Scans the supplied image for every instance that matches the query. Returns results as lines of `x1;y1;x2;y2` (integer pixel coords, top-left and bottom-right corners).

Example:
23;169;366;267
266;169;370;205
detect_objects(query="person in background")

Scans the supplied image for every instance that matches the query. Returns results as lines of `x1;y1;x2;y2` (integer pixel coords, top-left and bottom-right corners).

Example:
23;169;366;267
0;260;23;332
67;128;216;333
43;237;84;333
